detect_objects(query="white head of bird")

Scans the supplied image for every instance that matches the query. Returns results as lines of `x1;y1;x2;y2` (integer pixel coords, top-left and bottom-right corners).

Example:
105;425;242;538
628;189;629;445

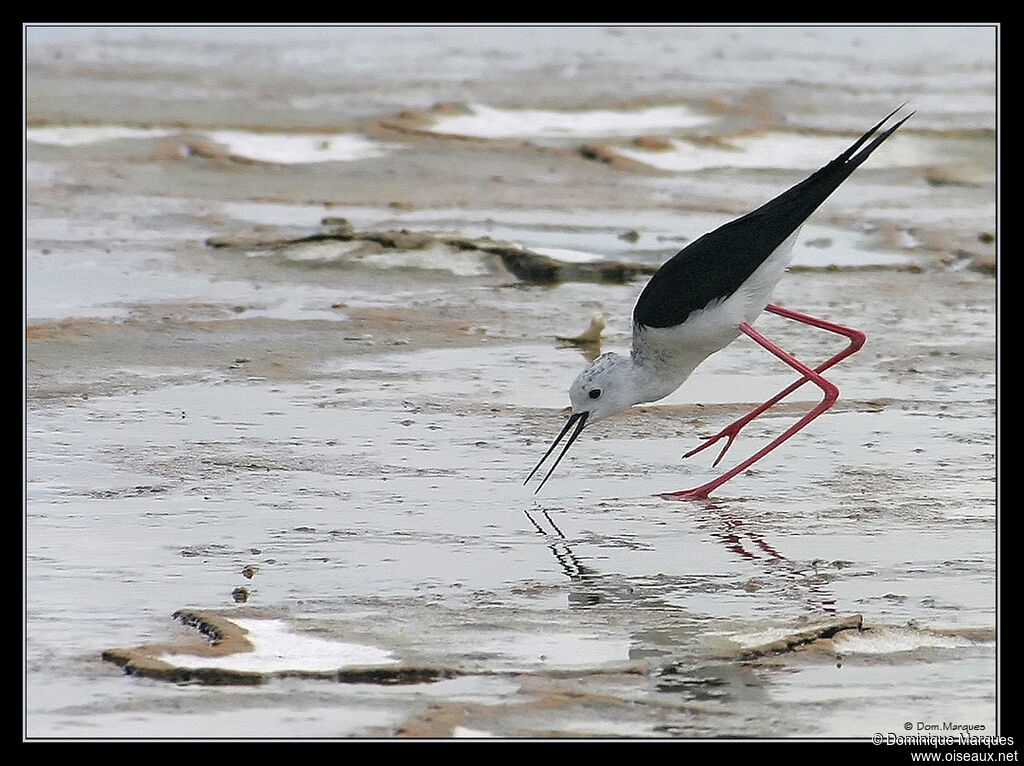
567;351;647;424
524;347;687;493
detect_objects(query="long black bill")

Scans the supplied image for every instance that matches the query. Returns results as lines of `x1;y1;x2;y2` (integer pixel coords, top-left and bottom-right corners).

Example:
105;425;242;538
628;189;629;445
524;411;589;493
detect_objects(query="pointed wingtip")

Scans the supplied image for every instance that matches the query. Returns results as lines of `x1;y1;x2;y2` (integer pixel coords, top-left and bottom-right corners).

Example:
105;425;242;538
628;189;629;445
886;105;915;131
871;105;914;146
836;104;913;170
883;103;913;125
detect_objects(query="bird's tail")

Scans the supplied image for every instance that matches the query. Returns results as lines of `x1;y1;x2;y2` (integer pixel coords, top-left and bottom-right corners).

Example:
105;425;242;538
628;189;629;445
749;105;914;228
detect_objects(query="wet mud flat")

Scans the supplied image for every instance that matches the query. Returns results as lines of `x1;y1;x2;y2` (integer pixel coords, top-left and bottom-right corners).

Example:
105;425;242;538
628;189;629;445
25;208;997;738
26;258;996;738
25;26;996;740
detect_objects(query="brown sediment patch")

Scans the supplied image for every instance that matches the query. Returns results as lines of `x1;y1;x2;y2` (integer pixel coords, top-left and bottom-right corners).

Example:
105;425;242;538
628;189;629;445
102;609;462;686
931;626;996;642
342;305;479;341
376;103;472;138
102;609;262;685
392;672;724;738
924;164;992;187
720;613;865;660
26;317;115;342
632;135;675;152
206;219;659;286
579;141;667;173
717;615;995;664
901;224;996;274
375;102;487;141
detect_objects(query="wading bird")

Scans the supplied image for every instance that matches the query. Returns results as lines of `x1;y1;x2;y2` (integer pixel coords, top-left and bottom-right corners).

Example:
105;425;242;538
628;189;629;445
526;107;911;499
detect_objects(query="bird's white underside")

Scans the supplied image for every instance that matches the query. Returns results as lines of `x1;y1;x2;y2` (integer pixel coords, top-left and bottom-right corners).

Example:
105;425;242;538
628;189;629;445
629;226;803;403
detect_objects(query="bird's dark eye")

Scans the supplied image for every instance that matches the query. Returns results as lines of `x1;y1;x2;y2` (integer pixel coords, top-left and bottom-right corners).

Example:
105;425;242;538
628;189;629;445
589;388;602;399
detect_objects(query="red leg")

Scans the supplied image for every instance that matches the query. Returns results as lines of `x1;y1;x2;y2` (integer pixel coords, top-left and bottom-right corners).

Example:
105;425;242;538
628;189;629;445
663;318;843;501
682;304;865;467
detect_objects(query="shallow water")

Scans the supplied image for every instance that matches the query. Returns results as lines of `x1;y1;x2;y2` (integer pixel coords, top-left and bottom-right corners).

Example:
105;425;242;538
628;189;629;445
25;25;997;741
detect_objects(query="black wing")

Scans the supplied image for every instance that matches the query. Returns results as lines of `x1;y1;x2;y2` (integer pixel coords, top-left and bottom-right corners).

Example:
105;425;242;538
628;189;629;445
633;107;912;329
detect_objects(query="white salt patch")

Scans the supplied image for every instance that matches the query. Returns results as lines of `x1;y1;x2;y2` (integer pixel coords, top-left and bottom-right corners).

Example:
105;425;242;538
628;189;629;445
427;103;709;139
617;131;934;172
202;130;395;164
832;628;974;655
27;124;396;164
530;246;603;263
26;125;178;146
729;624;975;657
159;618;397;673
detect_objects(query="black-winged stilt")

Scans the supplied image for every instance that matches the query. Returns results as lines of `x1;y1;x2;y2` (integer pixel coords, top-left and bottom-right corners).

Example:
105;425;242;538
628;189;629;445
526;107;912;500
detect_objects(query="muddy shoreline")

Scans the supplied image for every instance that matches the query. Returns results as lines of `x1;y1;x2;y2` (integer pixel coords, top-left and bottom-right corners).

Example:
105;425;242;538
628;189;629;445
26;26;997;740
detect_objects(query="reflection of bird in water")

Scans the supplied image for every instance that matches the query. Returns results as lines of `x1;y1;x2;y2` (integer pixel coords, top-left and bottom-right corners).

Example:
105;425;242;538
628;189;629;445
712;512;785;562
524;509;601;586
526;506;841;614
699;504;839;614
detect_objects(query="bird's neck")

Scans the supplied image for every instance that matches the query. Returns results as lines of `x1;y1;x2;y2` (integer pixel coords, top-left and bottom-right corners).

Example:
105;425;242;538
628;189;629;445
625;350;697;406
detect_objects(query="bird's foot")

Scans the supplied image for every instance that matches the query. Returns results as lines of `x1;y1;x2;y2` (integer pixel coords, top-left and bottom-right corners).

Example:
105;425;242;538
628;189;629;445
659;486;713;502
683;423;746;467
